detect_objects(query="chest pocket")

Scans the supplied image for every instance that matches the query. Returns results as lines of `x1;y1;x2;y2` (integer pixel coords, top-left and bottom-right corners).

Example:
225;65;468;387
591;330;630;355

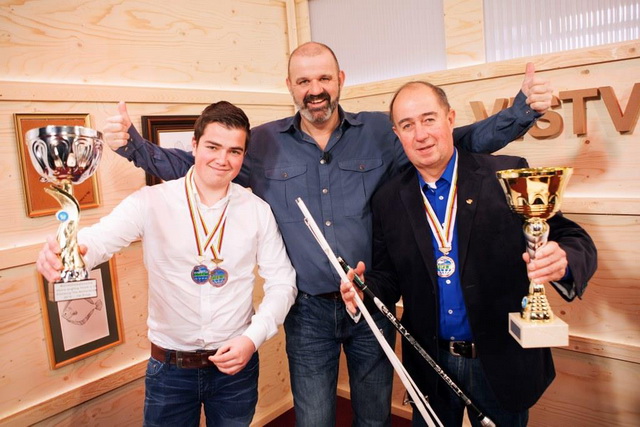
263;165;308;223
338;158;384;217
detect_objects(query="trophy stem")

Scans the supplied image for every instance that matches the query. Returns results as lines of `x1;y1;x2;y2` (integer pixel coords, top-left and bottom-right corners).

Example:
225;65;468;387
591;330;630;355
44;180;88;283
521;219;554;322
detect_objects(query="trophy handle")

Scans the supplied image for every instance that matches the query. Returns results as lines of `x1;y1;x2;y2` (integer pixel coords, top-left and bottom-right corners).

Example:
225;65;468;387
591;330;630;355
44;181;88;282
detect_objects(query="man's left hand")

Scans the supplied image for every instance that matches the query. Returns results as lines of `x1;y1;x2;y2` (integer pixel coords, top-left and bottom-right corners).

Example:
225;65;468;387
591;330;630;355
523;241;568;283
521;62;553;114
209;335;256;375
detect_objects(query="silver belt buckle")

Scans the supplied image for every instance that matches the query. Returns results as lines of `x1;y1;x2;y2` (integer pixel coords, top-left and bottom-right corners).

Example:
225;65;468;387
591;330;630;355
449;341;476;358
449;341;462;357
176;351;185;368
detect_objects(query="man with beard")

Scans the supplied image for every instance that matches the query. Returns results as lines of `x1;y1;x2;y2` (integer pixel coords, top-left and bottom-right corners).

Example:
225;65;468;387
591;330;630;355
103;42;552;426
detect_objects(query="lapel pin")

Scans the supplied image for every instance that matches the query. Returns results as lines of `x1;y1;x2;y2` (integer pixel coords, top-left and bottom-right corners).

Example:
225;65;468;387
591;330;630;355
466;199;473;205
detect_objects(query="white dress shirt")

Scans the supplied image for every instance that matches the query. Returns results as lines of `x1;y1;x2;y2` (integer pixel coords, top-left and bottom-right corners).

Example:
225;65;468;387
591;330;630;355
78;175;297;351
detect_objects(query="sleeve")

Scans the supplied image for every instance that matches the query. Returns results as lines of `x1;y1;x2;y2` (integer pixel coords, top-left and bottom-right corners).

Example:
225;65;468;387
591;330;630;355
114;125;195;181
453;90;542;154
241;205;297;350
78;191;146;270
547;212;598;301
363;192;403;309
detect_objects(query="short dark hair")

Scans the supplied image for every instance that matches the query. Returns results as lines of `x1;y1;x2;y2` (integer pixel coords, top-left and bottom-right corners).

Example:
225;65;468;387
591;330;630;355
389;81;451;124
193;101;251;150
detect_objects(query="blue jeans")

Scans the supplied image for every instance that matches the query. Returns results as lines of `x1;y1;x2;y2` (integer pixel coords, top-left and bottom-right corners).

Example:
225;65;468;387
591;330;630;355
284;291;395;427
143;351;259;426
412;347;528;427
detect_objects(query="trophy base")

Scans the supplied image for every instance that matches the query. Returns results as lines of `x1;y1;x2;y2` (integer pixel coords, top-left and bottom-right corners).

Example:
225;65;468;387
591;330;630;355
508;312;569;348
48;279;98;302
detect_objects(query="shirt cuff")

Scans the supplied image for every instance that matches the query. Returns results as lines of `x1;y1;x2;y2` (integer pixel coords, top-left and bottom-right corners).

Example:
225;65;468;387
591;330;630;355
347;307;361;323
242;322;268;351
115;125;144;159
512;90;544;120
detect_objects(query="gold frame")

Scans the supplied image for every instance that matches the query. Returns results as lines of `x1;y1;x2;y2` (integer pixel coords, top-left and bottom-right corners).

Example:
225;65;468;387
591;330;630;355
14;113;101;217
39;259;123;369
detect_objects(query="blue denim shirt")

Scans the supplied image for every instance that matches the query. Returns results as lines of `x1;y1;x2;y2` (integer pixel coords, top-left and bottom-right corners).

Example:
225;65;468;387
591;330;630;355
117;92;539;295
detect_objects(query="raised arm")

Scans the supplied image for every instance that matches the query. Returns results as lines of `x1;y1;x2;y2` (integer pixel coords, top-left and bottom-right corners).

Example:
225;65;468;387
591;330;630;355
104;102;195;181
453;63;552;153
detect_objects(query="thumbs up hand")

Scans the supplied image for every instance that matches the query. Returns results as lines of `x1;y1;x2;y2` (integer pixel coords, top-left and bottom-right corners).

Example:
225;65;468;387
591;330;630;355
103;101;133;150
520;63;552;114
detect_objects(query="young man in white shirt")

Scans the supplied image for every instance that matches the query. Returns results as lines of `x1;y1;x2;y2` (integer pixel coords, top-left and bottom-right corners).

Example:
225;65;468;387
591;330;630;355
36;101;297;426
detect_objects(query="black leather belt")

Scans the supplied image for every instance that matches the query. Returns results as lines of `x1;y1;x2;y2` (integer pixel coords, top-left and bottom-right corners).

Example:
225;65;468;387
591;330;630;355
439;340;477;358
151;343;218;368
313;291;342;300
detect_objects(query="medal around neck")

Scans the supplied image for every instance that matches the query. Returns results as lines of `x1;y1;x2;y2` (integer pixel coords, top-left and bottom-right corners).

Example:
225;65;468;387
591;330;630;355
497;167;572;348
208;267;229;287
26;126;103;302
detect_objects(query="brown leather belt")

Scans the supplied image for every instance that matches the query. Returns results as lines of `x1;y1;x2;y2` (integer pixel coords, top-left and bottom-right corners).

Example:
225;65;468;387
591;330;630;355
151;343;218;369
439;340;477;358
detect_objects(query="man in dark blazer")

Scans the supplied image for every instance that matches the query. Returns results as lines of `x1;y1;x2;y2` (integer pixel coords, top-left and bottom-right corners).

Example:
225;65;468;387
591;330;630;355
341;81;597;426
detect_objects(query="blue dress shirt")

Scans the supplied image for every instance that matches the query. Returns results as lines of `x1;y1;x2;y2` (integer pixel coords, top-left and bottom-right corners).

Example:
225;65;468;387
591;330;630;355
418;150;473;341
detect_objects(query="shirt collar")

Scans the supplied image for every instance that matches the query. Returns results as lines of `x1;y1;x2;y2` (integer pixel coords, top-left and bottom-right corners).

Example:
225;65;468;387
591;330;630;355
417;148;458;190
276;105;363;134
188;167;233;209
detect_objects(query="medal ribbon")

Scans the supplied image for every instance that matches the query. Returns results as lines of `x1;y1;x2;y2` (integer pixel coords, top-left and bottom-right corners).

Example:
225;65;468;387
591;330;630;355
420;154;458;255
185;168;229;264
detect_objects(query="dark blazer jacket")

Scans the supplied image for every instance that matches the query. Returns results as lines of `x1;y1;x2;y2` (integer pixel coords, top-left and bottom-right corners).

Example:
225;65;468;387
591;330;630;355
365;149;597;412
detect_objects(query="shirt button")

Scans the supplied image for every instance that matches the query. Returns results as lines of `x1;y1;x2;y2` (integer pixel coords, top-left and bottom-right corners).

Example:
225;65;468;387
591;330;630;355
446;280;451;284
282;172;288;178
320;159;326;164
322;188;329;194
448;309;453;315
450;336;455;341
438;195;444;200
325;220;332;227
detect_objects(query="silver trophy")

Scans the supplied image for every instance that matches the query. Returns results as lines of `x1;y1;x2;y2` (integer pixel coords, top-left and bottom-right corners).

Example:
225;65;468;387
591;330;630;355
25;126;103;302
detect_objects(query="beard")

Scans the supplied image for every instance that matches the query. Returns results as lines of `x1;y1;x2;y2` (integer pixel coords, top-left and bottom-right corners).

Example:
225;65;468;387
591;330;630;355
296;90;340;124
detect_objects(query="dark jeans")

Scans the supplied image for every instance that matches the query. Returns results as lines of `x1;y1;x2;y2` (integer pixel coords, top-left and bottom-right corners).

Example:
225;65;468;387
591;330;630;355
284;291;395;427
412;347;528;427
143;352;259;426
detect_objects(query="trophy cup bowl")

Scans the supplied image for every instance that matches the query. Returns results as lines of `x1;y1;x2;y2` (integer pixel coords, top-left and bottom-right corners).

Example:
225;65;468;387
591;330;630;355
496;167;572;348
25;125;103;302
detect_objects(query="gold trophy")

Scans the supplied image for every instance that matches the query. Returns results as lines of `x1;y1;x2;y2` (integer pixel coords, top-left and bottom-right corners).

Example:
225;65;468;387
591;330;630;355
25;126;103;302
496;167;572;348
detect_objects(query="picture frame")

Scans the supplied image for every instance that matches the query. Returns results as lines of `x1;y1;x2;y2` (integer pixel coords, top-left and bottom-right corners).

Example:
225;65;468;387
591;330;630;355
14;113;102;218
39;259;123;369
141;115;198;186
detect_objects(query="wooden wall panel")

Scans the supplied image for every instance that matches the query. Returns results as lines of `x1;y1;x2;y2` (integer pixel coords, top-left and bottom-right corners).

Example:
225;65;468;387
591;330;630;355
444;0;486;68
530;348;640;426
550;214;639;347
0;0;291;92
